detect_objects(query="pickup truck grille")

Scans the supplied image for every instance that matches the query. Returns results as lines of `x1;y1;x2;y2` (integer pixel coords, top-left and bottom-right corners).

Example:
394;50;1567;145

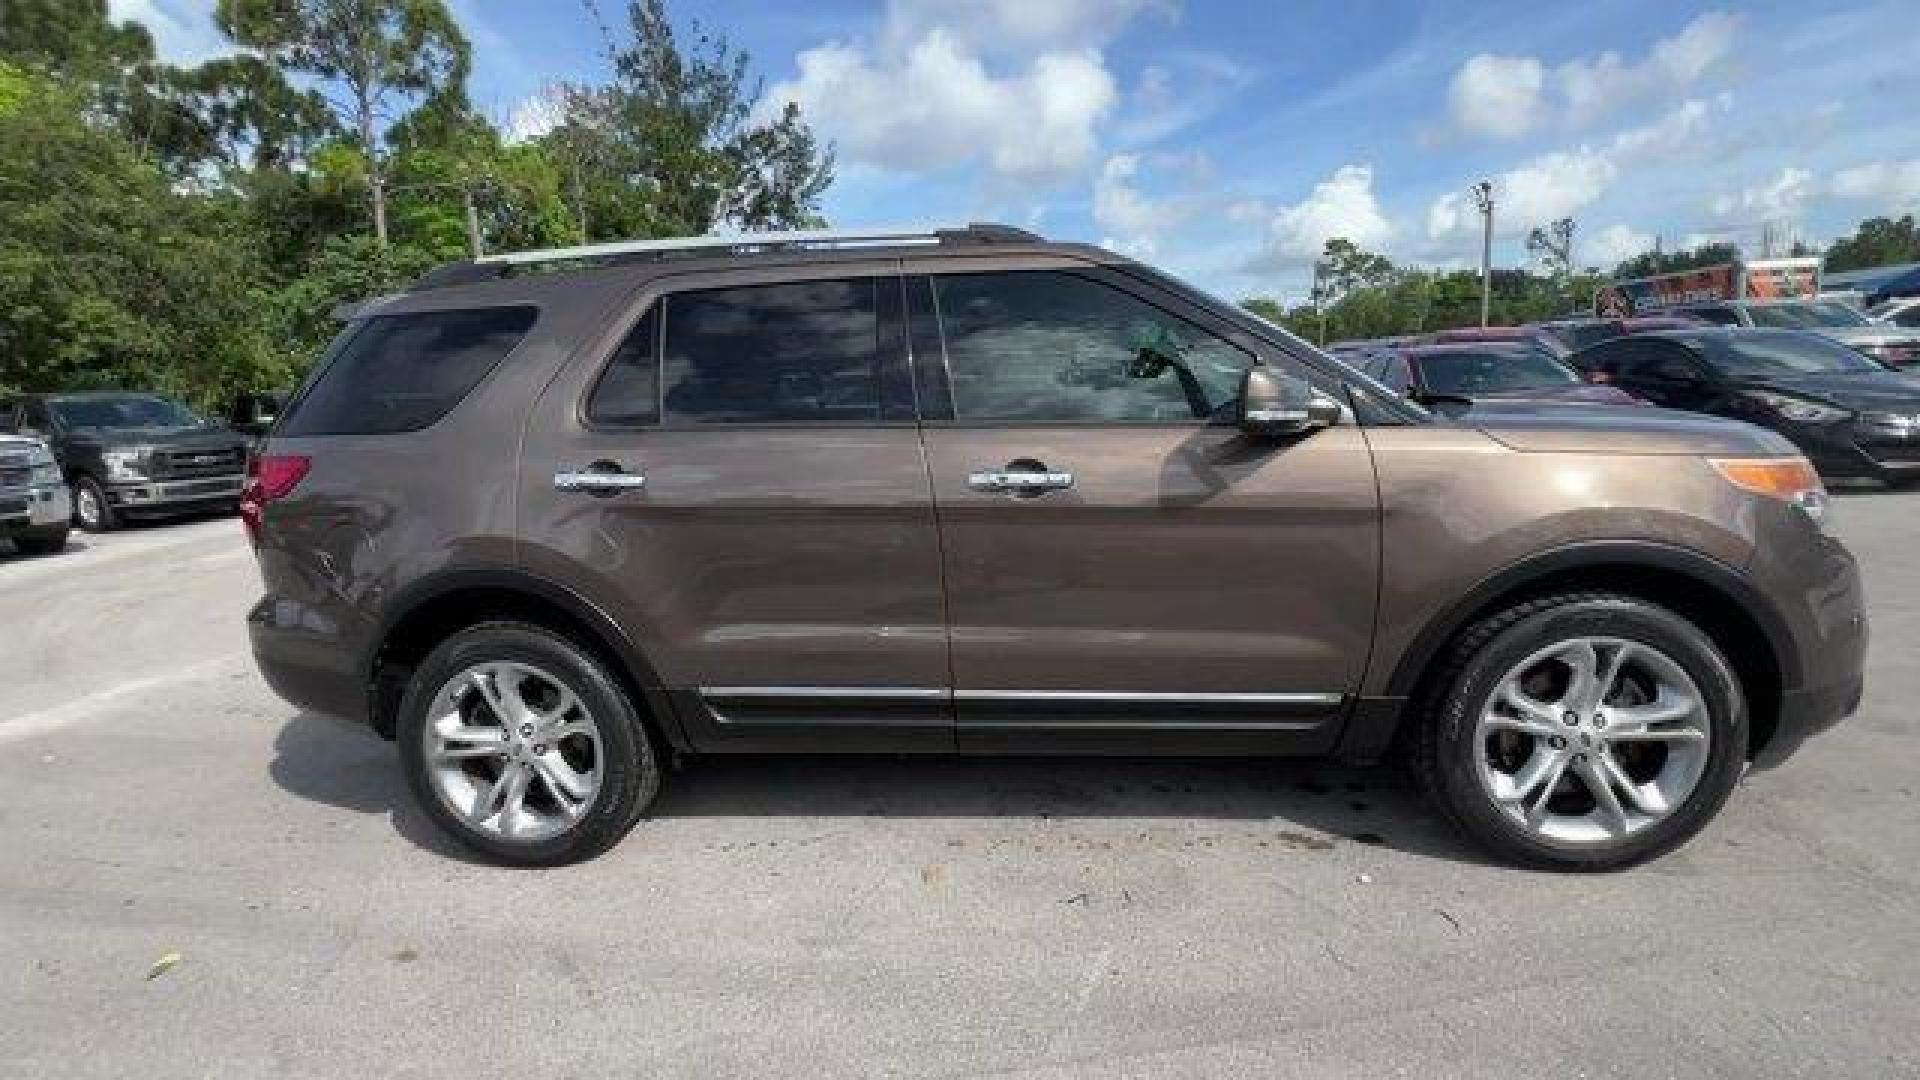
0;455;29;489
153;447;245;479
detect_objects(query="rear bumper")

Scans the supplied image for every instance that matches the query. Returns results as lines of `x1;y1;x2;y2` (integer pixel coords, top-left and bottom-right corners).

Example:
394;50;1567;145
0;482;72;534
248;595;369;721
109;475;244;514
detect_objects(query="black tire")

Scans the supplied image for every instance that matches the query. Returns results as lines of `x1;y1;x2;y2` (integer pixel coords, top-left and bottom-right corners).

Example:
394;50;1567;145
1412;592;1747;871
396;621;660;866
73;476;118;532
11;525;70;556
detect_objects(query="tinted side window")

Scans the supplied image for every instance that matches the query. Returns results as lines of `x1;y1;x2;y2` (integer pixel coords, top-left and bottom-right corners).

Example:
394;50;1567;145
933;270;1252;424
280;306;538;436
586;305;659;425
661;279;883;425
1895;307;1920;328
1688;306;1740;326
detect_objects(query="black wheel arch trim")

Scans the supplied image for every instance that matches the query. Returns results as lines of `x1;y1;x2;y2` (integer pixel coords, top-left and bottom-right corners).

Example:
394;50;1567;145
1381;540;1802;701
366;563;686;747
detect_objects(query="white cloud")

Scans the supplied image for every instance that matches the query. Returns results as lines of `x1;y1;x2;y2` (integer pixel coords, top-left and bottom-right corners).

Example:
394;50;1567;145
883;0;1171;52
1587;223;1655;267
1093;154;1182;256
1608;94;1729;159
1711;167;1817;220
107;0;228;65
1446;54;1547;141
1428;147;1616;240
763;24;1119;182
1830;160;1920;210
1441;11;1739;140
1259;164;1392;262
1115;52;1252;145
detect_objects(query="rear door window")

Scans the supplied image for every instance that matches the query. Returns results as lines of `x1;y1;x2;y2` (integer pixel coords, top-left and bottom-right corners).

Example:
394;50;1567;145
280;306;538;436
659;278;900;425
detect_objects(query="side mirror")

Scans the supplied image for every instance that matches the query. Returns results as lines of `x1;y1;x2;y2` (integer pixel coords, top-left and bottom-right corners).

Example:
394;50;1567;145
1239;367;1342;437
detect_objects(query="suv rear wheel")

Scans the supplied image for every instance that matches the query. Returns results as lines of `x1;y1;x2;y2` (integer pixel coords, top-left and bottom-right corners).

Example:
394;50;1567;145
1414;593;1747;871
396;622;660;865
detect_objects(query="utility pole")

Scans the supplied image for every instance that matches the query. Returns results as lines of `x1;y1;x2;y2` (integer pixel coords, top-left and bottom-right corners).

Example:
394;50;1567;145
463;186;485;260
1311;260;1329;345
1471;180;1494;327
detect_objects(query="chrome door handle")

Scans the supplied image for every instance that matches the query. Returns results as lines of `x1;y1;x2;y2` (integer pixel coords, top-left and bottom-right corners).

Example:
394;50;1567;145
553;469;647;494
967;470;1074;493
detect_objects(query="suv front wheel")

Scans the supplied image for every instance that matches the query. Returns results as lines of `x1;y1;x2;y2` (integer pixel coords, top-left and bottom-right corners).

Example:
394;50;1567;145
1415;593;1747;871
396;622;660;865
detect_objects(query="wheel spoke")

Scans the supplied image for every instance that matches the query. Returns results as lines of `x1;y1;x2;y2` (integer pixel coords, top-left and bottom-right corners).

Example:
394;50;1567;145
474;765;517;822
1525;754;1571;826
1607;695;1698;731
543;720;592;742
435;743;506;762
1559;640;1601;712
536;757;589;810
1600;750;1666;816
1606;726;1706;743
496;766;532;834
1577;757;1630;835
1493;684;1561;734
469;669;511;724
1597;642;1636;706
440;723;506;746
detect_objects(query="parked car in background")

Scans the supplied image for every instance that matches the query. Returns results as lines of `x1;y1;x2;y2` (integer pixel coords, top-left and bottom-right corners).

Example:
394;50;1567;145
1868;296;1920;329
1670;300;1920;368
247;224;1864;872
1566;328;1920;485
1357;343;1641;408
1529;315;1706;355
228;392;287;442
0;392;251;532
1428;324;1570;356
0;433;72;555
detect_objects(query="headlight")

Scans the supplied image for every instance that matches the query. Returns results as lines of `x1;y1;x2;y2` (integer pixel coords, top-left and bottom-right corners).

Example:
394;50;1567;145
1744;390;1850;424
103;449;148;481
1711;457;1828;528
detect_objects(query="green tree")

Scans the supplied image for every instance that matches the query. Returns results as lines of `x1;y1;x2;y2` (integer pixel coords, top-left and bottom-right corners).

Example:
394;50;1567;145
559;0;834;239
1611;242;1740;279
0;63;285;406
215;0;472;246
1823;215;1920;273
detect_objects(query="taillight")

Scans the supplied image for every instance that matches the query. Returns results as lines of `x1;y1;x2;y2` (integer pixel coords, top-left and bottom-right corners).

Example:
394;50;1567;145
240;453;311;542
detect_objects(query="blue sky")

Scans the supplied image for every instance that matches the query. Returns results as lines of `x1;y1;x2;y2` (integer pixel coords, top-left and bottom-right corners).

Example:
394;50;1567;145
113;0;1920;301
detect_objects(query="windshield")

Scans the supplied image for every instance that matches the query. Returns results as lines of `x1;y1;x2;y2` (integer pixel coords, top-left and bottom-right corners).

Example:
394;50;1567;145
1416;350;1580;395
1702;332;1884;378
1745;302;1870;329
1543;324;1620;352
51;395;203;429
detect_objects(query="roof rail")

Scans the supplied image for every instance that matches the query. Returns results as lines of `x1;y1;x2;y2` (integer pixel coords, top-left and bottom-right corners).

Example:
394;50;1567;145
407;222;1042;292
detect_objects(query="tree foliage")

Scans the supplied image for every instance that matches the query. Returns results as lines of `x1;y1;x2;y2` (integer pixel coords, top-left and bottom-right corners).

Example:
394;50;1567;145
1610;242;1741;280
0;0;834;409
1824;216;1920;273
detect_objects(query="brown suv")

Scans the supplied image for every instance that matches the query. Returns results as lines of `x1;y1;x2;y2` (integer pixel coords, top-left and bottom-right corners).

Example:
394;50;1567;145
246;225;1866;870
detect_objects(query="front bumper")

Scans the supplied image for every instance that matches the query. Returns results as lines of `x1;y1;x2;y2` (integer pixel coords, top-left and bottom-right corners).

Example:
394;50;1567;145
108;474;244;514
1775;417;1920;483
1747;520;1868;770
0;482;73;534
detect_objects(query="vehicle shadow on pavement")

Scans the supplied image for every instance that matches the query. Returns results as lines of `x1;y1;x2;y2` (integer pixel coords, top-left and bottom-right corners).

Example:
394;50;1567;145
268;712;491;864
268;713;1495;867
655;755;1497;867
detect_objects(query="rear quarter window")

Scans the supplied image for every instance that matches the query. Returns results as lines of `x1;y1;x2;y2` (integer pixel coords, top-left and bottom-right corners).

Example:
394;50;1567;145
279;306;539;436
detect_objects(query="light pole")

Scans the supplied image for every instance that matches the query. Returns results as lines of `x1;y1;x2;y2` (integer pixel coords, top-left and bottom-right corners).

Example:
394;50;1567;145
1471;180;1494;327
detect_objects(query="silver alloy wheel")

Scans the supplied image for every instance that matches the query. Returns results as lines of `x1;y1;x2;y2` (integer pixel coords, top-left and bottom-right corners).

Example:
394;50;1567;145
1474;636;1710;845
75;484;100;528
422;660;604;843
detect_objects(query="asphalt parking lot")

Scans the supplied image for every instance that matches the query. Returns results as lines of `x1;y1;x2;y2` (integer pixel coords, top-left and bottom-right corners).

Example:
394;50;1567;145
2;498;1917;1079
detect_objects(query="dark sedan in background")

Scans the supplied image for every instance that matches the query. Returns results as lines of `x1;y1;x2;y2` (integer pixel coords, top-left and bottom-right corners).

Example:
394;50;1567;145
1567;328;1920;485
1357;342;1641;409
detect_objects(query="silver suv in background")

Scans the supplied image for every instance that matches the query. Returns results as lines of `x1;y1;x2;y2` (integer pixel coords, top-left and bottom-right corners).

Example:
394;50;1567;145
1675;300;1920;368
0;434;72;555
